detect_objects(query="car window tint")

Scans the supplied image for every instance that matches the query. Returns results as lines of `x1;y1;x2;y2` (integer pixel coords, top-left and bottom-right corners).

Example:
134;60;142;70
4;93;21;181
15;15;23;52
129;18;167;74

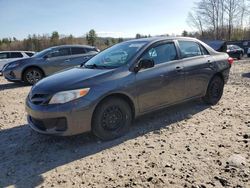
10;52;23;58
142;43;178;65
85;48;97;53
179;41;202;58
200;45;209;55
71;47;86;55
25;52;34;57
48;48;71;58
0;53;9;59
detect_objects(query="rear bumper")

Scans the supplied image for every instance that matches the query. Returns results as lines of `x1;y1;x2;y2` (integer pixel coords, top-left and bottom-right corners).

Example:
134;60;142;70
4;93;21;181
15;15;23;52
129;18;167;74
25;97;95;136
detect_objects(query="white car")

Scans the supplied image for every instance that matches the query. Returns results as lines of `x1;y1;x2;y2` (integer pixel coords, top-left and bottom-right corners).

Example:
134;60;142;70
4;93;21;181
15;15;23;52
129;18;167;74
0;51;35;74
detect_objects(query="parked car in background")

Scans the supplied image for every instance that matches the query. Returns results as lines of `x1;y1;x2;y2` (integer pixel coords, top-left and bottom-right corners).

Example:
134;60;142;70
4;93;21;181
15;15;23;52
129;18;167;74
226;45;244;59
247;47;250;57
26;37;233;140
2;45;99;84
0;51;35;74
203;40;227;53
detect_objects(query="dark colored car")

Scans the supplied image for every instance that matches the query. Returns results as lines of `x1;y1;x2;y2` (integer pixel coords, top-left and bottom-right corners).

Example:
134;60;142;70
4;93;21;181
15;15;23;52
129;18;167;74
203;40;227;53
26;37;232;140
226;45;244;59
2;45;99;84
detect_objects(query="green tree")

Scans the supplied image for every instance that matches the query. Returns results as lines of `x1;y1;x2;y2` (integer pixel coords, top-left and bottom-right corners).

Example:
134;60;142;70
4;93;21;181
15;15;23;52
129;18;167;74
118;38;124;43
86;29;97;46
51;31;59;45
111;38;116;44
104;39;110;46
135;33;142;39
182;30;188;37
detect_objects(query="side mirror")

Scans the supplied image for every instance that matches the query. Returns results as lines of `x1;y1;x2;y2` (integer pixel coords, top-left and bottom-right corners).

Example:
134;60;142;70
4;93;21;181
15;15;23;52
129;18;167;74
134;59;154;72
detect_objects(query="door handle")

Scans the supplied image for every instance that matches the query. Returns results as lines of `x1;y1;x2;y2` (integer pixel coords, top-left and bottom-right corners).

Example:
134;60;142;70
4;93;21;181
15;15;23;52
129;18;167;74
176;66;183;72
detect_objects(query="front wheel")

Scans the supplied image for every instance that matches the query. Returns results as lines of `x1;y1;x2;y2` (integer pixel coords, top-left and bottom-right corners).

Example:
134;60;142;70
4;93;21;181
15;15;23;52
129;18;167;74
202;76;224;105
92;97;132;140
23;68;44;85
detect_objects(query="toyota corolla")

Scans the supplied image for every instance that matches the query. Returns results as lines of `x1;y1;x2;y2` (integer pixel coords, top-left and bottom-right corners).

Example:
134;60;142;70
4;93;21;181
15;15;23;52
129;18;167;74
26;37;233;140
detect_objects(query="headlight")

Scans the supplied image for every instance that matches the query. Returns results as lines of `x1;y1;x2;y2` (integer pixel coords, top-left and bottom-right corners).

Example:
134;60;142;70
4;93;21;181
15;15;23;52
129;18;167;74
49;88;90;104
7;62;20;68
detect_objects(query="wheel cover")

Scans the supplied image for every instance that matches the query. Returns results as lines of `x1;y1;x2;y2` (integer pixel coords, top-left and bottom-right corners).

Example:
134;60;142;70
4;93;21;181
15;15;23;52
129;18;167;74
101;105;123;131
26;70;42;84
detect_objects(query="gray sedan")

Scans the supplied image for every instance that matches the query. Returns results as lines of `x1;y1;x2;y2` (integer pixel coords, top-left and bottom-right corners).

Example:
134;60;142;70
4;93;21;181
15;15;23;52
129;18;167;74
26;37;232;140
2;45;99;84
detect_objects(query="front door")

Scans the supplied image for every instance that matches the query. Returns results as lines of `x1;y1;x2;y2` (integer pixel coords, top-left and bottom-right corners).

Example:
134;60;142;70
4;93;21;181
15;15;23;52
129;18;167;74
135;41;186;113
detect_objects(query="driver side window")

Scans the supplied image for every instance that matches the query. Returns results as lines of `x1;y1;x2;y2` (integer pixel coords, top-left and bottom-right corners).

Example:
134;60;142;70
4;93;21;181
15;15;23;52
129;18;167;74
142;43;178;65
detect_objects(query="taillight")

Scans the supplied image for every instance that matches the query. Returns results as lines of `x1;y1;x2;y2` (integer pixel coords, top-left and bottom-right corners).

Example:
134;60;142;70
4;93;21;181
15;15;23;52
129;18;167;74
228;57;234;65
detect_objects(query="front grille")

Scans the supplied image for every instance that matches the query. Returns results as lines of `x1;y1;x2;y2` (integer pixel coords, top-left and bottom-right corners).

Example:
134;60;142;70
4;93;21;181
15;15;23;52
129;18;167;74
29;93;52;105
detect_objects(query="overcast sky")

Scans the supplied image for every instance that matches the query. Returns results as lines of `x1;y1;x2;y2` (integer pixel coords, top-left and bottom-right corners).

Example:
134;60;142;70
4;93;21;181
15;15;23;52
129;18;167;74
0;0;196;39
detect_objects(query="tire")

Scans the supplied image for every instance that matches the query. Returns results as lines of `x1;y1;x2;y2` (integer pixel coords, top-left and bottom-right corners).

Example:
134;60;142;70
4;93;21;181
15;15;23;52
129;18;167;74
92;97;132;140
202;75;224;105
238;53;243;60
23;67;44;85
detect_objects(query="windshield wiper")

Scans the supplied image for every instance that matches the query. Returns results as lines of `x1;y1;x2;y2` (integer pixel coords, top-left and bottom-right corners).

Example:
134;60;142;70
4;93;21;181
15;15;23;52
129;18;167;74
84;64;98;69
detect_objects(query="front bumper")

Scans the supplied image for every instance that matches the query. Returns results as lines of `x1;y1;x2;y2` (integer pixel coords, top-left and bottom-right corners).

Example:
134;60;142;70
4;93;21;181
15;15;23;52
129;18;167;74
26;97;95;136
3;69;22;82
2;64;23;82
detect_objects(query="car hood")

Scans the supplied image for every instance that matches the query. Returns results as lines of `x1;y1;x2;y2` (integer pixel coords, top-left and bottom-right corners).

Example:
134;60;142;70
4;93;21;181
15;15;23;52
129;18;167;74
31;67;115;94
6;57;39;67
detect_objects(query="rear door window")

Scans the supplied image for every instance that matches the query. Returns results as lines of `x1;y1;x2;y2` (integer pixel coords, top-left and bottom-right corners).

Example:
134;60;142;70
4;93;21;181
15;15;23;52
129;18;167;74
25;52;34;57
0;53;9;59
178;41;203;58
85;48;98;53
71;47;86;55
10;52;23;58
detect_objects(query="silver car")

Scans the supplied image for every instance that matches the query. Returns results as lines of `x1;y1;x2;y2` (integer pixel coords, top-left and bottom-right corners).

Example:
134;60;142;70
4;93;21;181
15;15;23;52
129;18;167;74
2;45;99;84
0;51;35;74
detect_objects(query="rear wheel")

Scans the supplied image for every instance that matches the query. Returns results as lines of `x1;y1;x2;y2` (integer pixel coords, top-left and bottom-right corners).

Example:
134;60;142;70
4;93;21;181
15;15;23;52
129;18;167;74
203;76;224;105
23;68;44;85
92;97;132;140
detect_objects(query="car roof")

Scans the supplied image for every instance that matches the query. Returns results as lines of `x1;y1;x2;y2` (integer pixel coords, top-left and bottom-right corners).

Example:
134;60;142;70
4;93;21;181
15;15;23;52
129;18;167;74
50;44;96;49
0;51;35;53
125;36;201;43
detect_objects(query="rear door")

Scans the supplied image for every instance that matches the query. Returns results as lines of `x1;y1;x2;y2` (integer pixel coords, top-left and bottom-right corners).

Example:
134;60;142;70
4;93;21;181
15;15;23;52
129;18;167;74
136;41;186;112
70;47;92;66
177;40;216;98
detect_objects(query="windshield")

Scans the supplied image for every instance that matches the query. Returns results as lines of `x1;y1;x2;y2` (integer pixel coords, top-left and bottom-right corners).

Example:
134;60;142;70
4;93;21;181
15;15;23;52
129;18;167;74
33;48;52;58
84;41;147;69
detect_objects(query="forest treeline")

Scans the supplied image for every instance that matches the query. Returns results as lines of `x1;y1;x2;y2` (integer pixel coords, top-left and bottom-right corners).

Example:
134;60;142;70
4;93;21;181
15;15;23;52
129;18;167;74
186;0;250;40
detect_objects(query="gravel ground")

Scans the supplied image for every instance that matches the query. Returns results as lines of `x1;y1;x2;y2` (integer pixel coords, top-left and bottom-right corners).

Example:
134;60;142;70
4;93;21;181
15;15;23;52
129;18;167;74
0;60;249;188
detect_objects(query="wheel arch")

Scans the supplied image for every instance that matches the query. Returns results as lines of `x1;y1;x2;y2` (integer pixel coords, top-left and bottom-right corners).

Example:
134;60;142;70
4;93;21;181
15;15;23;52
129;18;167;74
213;72;225;83
21;66;45;81
91;92;136;126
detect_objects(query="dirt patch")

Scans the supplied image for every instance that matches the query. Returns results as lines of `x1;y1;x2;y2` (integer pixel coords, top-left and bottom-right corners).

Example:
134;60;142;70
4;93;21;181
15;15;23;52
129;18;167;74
0;60;250;188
